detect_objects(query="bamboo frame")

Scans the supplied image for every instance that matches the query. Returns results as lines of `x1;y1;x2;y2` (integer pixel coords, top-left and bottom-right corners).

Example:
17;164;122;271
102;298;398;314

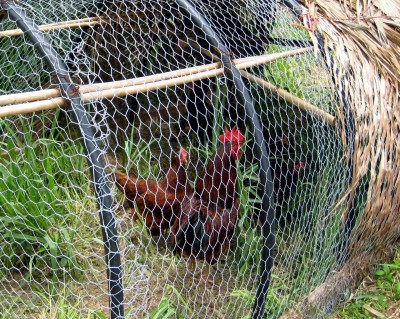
185;39;335;125
0;15;334;125
0;17;106;38
0;47;313;118
240;70;336;125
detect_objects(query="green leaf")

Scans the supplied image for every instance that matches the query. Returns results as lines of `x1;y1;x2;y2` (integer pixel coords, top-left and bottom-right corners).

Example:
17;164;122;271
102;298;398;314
375;270;386;277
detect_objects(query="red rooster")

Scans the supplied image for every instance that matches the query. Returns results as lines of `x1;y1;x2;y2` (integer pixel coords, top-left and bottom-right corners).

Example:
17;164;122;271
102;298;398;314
115;147;189;236
171;127;244;268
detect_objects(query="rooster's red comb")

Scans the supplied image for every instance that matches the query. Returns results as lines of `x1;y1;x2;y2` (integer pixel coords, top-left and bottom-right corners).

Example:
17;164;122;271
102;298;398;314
179;147;188;163
294;162;305;172
218;126;245;144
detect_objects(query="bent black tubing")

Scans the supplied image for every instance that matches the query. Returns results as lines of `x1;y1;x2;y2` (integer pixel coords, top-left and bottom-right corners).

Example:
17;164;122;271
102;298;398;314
174;1;275;318
3;2;124;318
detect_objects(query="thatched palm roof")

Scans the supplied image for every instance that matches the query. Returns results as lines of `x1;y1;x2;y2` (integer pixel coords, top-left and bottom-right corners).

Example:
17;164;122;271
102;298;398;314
281;0;400;317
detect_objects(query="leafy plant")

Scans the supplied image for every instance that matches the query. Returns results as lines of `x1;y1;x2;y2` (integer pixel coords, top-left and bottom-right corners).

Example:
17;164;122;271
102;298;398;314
34;289;106;319
144;285;192;319
234;159;263;274
0;116;87;282
230;274;292;319
331;249;400;319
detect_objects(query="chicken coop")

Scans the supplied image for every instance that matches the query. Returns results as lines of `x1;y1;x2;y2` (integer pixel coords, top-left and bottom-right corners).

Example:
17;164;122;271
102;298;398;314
0;0;399;318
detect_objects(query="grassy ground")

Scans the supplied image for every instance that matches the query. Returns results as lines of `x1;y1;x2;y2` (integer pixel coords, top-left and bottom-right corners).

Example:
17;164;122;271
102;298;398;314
329;248;400;319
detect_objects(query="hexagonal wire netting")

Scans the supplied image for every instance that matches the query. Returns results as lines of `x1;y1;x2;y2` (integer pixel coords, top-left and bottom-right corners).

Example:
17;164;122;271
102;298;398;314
0;1;356;318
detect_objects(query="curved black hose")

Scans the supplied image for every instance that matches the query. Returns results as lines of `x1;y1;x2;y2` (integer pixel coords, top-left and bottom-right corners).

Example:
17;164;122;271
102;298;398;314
229;66;275;319
3;2;124;318
174;1;275;318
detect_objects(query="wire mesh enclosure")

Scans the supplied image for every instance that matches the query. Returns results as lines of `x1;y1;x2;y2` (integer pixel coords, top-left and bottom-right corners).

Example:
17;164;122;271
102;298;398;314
1;0;398;318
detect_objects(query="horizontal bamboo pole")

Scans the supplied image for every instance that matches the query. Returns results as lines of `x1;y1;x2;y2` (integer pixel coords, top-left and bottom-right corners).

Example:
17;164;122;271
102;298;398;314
0;88;60;106
0;63;219;106
240;70;335;125
0;17;105;38
0;47;312;107
236;47;312;70
185;42;334;125
82;68;222;102
0;98;68;117
0;63;221;107
0;47;313;118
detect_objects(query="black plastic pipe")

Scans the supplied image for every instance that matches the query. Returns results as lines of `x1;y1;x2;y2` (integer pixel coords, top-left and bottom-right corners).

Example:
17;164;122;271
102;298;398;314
174;1;275;318
230;66;275;319
2;2;124;318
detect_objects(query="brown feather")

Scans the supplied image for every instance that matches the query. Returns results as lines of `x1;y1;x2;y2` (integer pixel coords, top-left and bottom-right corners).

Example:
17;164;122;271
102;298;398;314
195;142;237;209
171;133;243;264
115;151;188;235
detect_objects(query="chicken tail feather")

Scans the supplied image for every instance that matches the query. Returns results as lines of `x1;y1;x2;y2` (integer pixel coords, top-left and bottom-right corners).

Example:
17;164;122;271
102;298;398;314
174;211;209;259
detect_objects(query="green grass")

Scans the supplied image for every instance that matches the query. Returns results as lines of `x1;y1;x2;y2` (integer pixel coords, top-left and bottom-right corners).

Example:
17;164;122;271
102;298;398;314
0;34;48;93
330;249;400;318
34;290;107;319
0;114;89;283
144;285;193;319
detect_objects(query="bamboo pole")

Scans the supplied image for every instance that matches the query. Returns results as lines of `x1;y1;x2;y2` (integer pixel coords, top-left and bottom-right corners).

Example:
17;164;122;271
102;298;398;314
185;40;334;125
0;62;221;106
0;88;60;106
0;17;105;38
0;63;218;106
0;47;312;107
0;47;314;118
236;47;312;70
0;98;67;117
81;68;222;102
240;70;336;125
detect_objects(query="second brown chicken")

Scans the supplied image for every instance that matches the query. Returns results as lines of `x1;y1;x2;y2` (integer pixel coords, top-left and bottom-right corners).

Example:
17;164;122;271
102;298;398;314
115;147;189;236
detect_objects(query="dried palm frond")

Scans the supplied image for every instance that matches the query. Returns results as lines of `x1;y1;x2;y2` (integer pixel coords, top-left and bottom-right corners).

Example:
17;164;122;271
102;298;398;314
281;0;400;316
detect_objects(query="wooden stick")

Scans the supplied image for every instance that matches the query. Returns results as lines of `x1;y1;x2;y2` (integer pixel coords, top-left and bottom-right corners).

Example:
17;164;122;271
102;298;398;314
0;47;313;117
240;70;336;125
81;68;223;102
0;17;105;38
236;47;312;70
79;62;222;93
362;304;387;319
0;62;222;106
0;98;67;117
0;63;218;106
0;88;60;106
0;47;312;107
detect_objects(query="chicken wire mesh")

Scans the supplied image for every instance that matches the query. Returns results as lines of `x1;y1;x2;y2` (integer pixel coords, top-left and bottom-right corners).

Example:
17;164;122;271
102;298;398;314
0;0;358;318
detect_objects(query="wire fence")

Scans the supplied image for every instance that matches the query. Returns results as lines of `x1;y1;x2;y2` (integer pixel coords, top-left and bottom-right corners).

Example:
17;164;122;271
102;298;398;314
0;1;361;318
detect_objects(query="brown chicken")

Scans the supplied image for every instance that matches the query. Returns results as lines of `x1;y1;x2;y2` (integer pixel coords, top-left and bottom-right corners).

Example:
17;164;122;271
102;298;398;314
115;147;189;236
171;127;244;266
